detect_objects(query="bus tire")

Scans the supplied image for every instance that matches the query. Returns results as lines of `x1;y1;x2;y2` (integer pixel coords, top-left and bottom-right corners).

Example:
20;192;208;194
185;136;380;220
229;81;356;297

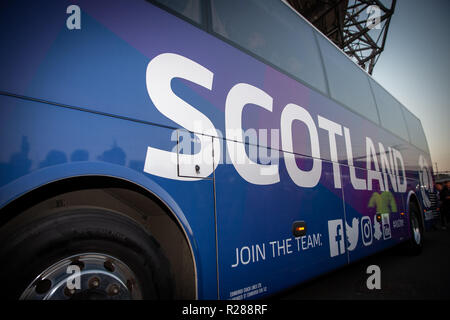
0;207;174;300
403;202;424;255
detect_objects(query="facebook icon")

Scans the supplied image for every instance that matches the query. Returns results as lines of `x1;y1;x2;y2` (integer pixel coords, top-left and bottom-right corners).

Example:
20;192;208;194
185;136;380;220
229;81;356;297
328;219;346;257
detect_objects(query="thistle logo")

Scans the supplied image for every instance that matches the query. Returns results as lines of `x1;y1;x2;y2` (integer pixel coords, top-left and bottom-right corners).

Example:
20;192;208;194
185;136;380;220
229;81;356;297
328;219;346;257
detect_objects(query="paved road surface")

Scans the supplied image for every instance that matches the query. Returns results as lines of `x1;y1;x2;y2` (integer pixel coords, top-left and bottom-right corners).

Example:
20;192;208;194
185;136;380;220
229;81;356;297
276;226;450;300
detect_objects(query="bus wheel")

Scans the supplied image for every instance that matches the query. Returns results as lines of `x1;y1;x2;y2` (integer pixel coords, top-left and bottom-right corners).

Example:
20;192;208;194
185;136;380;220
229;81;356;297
404;202;423;255
0;208;174;300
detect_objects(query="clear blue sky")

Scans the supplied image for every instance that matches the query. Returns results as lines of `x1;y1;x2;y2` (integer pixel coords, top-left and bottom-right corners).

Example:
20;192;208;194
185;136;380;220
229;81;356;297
372;0;450;172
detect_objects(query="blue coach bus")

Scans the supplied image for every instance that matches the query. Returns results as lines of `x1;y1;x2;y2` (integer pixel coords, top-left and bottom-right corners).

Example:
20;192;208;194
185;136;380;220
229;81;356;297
0;0;437;299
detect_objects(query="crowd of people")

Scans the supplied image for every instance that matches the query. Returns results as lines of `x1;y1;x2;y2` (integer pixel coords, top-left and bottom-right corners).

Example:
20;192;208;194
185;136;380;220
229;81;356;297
435;178;450;230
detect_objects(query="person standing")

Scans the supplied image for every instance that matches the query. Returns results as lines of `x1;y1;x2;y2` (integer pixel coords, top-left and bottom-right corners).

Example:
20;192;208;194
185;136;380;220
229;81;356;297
440;180;450;230
436;182;444;228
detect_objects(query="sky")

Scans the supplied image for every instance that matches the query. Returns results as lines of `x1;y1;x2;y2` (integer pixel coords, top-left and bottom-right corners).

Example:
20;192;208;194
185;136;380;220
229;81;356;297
371;0;450;173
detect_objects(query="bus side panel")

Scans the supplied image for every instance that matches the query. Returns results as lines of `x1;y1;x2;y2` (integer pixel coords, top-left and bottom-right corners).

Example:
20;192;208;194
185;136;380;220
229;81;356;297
259;66;413;269
0;0;264;133
215;144;347;300
340;165;408;264
0;94;218;299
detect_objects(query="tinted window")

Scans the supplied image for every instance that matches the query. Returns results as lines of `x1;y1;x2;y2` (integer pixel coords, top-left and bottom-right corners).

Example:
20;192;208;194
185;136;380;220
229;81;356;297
369;79;410;142
152;0;203;24
402;108;429;152
211;0;327;93
316;35;379;124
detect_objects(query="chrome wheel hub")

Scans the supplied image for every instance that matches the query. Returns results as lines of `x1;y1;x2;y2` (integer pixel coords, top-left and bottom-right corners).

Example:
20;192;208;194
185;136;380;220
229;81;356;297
411;215;421;245
20;253;142;300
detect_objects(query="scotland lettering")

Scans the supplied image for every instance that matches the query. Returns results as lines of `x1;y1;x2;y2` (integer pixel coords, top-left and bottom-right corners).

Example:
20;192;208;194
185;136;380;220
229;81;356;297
143;53;407;192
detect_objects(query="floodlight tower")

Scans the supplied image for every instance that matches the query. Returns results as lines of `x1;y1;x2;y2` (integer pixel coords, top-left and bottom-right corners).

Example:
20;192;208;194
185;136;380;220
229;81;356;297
288;0;397;75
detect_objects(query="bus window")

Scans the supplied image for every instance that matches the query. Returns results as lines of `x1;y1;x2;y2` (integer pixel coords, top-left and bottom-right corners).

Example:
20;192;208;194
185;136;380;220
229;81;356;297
210;0;328;94
402;108;429;153
369;78;410;142
316;34;380;125
151;0;203;24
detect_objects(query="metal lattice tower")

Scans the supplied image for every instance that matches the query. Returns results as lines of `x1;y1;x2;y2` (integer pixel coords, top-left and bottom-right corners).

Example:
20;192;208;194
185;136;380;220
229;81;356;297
288;0;397;75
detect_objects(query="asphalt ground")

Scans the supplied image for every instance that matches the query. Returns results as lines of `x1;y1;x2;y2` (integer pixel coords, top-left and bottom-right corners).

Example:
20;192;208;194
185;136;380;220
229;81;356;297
276;224;450;300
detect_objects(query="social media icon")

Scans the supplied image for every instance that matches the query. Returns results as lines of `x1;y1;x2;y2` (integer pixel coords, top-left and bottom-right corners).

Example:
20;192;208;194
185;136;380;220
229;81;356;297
345;218;359;251
328;219;345;257
373;215;382;241
361;216;373;246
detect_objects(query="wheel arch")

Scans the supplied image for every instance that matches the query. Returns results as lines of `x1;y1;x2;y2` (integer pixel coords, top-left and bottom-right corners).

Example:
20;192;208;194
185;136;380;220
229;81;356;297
0;164;198;299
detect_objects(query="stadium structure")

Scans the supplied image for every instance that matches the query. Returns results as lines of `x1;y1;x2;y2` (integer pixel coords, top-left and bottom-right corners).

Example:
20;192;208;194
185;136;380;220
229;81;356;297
288;0;397;74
